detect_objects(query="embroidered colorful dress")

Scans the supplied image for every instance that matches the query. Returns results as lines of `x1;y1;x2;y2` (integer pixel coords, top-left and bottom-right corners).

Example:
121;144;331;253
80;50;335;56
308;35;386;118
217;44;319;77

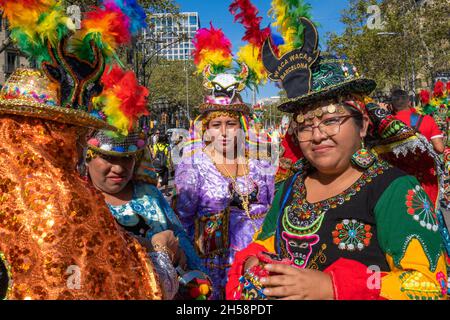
107;181;204;299
227;159;448;300
175;150;275;299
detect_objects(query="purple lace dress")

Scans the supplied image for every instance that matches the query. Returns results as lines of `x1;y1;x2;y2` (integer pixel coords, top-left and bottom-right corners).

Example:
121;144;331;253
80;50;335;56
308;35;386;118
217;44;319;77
174;150;275;299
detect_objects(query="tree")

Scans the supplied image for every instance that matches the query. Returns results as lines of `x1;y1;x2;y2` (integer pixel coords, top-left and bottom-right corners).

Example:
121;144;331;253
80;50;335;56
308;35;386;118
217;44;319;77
62;0;178;13
147;59;204;117
326;0;450;94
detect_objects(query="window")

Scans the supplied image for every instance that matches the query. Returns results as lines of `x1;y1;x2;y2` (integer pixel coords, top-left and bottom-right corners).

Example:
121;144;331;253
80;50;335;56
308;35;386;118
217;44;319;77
189;15;197;26
6;52;19;74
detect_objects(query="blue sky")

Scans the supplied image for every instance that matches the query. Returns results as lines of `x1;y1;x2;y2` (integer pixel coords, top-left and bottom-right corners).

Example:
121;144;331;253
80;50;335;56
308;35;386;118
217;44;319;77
174;0;350;102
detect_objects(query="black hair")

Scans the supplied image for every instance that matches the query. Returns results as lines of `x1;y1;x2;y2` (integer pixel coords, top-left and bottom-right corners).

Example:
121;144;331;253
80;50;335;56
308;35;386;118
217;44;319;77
391;89;409;101
158;134;169;144
342;104;364;129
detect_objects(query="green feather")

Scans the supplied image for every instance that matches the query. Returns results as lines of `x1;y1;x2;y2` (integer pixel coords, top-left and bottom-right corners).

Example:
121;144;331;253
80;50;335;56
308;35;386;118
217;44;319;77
10;28;51;65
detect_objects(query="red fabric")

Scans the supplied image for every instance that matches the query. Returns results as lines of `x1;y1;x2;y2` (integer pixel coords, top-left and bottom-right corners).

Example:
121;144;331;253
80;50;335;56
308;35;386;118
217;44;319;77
323;258;385;300
275;131;303;181
381;152;439;206
395;108;443;141
225;242;268;300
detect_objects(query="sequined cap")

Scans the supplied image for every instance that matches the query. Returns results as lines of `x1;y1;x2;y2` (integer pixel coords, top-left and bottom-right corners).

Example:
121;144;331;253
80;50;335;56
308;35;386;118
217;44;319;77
0;69;115;130
87;130;147;157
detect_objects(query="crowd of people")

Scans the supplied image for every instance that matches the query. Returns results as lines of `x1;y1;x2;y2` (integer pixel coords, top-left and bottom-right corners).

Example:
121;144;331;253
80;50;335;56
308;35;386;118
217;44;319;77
0;0;449;300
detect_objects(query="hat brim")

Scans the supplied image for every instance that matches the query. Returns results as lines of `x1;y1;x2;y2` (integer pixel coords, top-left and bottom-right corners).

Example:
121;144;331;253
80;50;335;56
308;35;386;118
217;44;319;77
199;103;251;114
278;78;377;113
0;99;117;131
88;145;145;158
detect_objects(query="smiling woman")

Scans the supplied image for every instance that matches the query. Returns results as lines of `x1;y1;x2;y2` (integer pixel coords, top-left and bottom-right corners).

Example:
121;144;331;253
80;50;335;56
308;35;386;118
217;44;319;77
227;16;449;301
174;24;276;300
84;129;206;300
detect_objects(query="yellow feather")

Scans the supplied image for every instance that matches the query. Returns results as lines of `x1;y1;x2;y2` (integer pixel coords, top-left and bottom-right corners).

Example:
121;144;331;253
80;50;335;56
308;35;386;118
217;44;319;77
237;44;267;85
94;94;130;136
195;49;233;74
35;9;68;46
269;0;298;55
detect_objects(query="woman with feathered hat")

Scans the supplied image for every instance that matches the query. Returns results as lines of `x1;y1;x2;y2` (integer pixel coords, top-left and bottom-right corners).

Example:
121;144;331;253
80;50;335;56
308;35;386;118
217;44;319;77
81;66;207;298
174;21;276;299
0;0;163;299
226;0;449;300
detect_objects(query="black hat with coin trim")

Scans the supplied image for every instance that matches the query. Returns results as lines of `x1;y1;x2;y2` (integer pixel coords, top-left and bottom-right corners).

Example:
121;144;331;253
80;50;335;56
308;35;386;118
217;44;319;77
262;17;377;114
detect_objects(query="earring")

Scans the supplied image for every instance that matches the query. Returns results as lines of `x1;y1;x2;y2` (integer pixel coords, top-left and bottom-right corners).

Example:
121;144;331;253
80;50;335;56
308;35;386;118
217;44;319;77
351;140;376;169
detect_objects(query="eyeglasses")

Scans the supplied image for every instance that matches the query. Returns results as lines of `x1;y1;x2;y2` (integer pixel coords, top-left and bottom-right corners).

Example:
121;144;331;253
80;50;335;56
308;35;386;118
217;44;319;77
295;115;355;142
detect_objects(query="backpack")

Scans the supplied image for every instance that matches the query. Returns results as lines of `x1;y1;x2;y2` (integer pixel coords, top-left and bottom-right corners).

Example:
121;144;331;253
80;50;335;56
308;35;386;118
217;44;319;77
410;113;424;133
153;144;168;169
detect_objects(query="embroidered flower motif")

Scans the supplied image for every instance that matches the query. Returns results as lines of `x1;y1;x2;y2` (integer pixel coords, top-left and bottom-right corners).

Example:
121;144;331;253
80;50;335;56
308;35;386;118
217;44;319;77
332;219;372;251
400;271;443;300
436;272;447;296
405;185;439;232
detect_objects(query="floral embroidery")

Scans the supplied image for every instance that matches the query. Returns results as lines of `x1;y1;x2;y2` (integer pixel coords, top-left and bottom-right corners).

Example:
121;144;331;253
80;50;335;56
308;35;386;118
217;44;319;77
285;160;389;234
306;243;327;269
332;219;373;251
436;272;447;296
405;185;439;232
400;271;443;300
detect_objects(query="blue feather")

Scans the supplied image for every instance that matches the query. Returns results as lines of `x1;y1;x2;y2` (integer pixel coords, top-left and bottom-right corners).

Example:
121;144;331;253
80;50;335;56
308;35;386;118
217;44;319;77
270;26;285;46
103;0;148;35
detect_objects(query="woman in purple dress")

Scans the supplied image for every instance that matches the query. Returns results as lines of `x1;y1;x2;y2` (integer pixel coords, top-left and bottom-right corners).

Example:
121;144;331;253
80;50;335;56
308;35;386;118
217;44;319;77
174;25;275;299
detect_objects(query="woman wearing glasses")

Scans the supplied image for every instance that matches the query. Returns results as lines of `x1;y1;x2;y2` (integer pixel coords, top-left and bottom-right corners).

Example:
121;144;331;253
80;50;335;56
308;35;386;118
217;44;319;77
226;17;448;300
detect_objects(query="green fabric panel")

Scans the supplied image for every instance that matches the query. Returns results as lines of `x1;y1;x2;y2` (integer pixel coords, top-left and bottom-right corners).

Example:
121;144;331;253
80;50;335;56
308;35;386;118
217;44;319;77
257;180;286;241
374;175;444;272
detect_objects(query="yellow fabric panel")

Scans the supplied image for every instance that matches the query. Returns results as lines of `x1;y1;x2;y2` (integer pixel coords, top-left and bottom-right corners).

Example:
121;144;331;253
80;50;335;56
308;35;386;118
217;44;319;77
254;235;276;253
380;238;447;300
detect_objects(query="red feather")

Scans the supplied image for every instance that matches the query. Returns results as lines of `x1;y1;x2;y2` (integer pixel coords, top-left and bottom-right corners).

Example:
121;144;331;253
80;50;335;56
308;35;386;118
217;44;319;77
83;3;131;46
433;80;444;97
229;0;274;55
446;81;450;94
192;23;232;65
101;65;149;122
420;89;430;105
115;71;150;119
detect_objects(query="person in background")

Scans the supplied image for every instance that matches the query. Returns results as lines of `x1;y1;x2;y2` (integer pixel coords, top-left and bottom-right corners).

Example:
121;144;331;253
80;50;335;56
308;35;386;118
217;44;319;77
153;134;172;197
391;89;445;154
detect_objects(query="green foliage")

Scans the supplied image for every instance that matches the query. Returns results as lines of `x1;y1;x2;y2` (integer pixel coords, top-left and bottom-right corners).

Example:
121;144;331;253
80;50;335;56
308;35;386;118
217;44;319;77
62;0;178;13
147;59;204;115
326;0;450;93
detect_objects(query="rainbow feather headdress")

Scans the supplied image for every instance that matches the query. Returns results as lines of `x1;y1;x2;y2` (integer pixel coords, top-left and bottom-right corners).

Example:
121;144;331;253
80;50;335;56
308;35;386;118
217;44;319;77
417;81;449;144
417;81;450;116
0;0;149;134
192;23;251;115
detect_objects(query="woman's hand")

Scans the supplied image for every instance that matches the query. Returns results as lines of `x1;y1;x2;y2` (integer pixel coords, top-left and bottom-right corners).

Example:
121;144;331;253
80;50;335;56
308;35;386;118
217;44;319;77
133;235;154;252
243;256;260;271
174;249;187;269
151;230;179;260
261;264;335;300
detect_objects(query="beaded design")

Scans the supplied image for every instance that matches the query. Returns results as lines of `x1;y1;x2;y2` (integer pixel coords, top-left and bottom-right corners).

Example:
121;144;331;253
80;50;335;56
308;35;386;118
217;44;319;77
405;185;439;232
283;160;390;235
332;219;373;251
399;271;443;300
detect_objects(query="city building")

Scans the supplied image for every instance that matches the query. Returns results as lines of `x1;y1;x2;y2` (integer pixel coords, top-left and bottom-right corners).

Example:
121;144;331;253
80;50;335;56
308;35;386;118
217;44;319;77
0;18;30;85
148;12;200;61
